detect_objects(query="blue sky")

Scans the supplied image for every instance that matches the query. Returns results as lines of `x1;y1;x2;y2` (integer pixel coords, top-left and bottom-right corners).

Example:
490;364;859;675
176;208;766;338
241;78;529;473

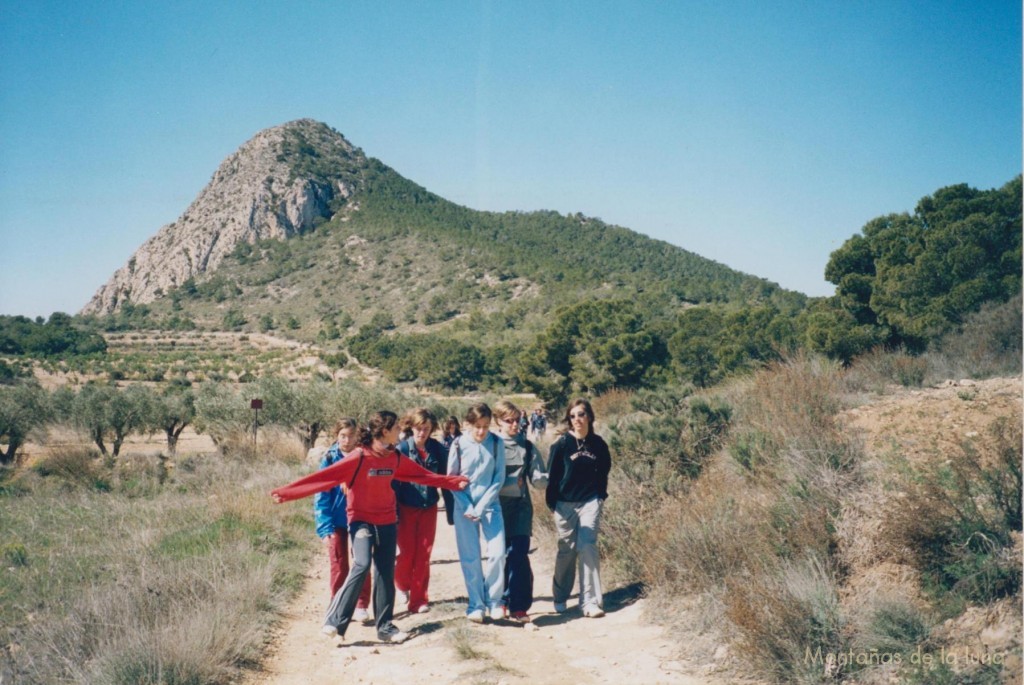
0;1;1019;318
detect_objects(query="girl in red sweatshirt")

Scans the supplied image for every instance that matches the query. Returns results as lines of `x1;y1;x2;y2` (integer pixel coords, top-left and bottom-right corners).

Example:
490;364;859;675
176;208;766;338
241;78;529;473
272;410;469;644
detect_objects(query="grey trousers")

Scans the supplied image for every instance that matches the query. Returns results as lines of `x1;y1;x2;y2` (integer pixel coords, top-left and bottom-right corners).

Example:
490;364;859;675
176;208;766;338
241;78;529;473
552;498;604;610
324;521;397;638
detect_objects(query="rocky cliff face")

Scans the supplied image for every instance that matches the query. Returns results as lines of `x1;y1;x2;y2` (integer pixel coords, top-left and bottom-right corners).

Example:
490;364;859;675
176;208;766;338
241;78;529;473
82;119;366;315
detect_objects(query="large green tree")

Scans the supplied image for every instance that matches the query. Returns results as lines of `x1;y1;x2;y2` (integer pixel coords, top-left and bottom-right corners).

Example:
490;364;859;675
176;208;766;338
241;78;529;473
825;177;1022;351
515;299;668;402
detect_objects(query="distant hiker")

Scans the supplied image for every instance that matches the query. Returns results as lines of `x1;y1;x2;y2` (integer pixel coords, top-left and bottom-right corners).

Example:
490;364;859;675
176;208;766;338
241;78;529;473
448;403;507;622
271;411;469;644
397;414;413;443
441;415;462;453
394;408;448;614
439;416;462;526
545;398;611;618
530;408;547;439
314;418;372;623
494;400;547;623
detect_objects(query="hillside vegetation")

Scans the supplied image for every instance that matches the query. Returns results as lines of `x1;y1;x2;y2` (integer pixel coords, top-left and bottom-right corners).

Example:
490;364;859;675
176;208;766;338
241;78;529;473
80;175;1020;397
68;120;1020;398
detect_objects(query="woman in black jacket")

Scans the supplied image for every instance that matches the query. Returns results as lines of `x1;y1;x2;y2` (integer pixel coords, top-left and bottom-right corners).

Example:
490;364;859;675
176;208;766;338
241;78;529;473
545;398;611;618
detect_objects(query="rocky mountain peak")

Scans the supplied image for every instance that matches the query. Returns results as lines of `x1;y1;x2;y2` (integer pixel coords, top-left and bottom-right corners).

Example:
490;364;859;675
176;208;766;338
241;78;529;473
82;119;366;315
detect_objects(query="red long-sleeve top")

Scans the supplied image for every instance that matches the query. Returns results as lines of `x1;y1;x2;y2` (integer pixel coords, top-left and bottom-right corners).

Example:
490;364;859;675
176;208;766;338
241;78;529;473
271;446;468;525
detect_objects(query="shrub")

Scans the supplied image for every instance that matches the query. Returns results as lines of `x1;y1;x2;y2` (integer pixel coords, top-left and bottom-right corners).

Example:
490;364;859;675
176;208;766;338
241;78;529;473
848;595;932;660
31;447;109;490
886;418;1022;603
2;541;28;566
726;554;849;684
601;388;731;583
222;308;247;331
924;294;1022;382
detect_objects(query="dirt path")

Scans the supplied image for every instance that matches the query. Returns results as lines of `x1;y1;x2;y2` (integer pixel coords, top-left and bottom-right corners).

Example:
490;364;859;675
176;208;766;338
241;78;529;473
244;512;721;685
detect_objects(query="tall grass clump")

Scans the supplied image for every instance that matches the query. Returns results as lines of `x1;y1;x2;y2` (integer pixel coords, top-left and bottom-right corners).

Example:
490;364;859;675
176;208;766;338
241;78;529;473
601;384;731;581
719;356;862;682
0;446;312;685
726;554;849;683
884;417;1022;606
844;347;929;391
598;354;864;683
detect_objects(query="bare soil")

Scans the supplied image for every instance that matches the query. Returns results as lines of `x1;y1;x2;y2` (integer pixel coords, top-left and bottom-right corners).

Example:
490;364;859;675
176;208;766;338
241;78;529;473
241;515;724;685
240;376;1023;685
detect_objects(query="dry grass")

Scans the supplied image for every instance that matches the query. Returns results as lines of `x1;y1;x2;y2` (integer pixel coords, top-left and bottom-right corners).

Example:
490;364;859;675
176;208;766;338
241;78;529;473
726;554;848;684
0;441;313;685
445;623;491;661
595;353;872;683
603;356;1020;684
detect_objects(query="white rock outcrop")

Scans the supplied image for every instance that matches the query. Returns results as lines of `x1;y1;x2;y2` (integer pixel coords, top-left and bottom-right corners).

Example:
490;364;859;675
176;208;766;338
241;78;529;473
82;119;362;315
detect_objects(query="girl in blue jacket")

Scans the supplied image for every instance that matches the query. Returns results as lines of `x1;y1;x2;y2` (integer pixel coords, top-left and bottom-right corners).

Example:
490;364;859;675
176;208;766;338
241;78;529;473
314;418;371;621
447;403;506;622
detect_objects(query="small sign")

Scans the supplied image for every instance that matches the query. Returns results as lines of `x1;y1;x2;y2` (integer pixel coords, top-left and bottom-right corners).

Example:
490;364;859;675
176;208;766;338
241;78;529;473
251;399;263;409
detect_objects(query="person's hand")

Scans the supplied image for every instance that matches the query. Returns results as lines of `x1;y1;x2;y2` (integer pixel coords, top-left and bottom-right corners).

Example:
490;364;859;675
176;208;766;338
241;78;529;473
271;492;283;503
323;532;336;544
455;476;470;490
464;512;480;522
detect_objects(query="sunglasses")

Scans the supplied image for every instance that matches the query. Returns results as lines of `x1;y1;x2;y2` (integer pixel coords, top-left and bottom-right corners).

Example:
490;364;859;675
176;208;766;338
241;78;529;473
500;417;520;425
569;412;588;419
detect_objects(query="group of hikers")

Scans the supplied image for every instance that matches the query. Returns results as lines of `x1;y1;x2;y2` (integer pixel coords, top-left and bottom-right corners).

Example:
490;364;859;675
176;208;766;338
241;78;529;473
270;398;611;645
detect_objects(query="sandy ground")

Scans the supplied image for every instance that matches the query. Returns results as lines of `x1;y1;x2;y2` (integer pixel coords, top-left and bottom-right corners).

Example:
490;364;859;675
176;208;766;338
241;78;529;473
242;511;722;685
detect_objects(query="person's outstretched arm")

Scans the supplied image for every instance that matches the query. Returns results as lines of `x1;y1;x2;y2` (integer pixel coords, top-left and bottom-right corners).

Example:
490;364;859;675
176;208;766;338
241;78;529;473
271;453;358;503
396;456;469;491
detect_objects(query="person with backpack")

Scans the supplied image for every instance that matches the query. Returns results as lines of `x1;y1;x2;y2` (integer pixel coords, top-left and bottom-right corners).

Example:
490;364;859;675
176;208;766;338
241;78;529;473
271;411;469;644
545;398;611;618
314;418;372;623
493;400;547;623
447;403;506;622
394;408;447;614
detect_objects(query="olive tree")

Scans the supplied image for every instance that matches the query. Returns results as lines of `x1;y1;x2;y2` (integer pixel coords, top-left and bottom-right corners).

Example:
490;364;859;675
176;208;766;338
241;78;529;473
147;387;195;456
0;384;50;465
257;378;334;450
193;383;251;446
72;384;152;457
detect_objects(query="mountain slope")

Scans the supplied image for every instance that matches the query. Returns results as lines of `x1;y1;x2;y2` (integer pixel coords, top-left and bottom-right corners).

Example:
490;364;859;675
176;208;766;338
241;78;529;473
83;120;367;314
80;119;804;351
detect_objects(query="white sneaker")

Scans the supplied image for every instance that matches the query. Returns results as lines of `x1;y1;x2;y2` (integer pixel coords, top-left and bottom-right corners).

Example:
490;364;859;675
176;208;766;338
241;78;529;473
583;605;605;618
488;606;506;621
399;589;410;604
321;624;339;639
378;623;409;644
416;604;430;614
353;607;370;623
553;601;568;613
466;609;485;623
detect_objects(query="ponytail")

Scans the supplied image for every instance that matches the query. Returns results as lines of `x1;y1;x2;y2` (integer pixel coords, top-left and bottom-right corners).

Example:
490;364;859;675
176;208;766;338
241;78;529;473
360;410;398;446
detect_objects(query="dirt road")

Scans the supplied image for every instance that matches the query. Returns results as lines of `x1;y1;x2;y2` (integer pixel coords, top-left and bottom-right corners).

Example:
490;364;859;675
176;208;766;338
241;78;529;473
243;510;720;685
